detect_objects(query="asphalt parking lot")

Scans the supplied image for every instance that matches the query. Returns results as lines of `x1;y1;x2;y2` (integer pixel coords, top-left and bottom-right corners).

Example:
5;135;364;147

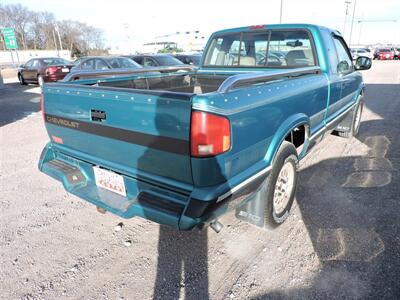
1;61;399;300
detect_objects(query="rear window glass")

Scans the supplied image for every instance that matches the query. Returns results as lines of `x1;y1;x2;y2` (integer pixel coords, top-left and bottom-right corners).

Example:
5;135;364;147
203;29;316;68
105;57;141;68
154;56;184;66
42;58;70;66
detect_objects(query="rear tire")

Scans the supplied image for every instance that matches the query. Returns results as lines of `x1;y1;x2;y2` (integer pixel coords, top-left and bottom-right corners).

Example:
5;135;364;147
264;141;298;229
337;100;363;138
18;73;26;85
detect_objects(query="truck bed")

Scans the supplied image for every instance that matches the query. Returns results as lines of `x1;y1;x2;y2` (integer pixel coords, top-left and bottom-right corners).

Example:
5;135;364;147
65;66;321;96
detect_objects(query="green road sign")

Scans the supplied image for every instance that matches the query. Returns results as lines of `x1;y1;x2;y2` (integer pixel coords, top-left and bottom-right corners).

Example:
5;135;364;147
1;27;18;50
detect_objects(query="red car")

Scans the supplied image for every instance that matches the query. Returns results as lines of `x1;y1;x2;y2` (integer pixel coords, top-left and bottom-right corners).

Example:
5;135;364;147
377;48;394;60
18;57;74;87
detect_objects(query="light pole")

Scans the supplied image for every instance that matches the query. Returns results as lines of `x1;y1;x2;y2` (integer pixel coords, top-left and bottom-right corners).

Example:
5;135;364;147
54;24;63;51
349;0;357;45
343;0;352;36
52;29;59;56
279;0;283;23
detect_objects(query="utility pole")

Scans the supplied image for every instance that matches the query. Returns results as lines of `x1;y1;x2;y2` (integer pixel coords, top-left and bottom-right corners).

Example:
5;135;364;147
349;0;357;45
279;0;283;23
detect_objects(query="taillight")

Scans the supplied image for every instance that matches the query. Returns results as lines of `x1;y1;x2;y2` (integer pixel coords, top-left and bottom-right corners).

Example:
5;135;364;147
191;111;231;157
40;93;45;122
46;66;58;74
249;25;266;30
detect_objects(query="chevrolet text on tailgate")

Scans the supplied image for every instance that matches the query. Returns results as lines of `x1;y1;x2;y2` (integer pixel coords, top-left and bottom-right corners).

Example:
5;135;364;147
38;24;372;231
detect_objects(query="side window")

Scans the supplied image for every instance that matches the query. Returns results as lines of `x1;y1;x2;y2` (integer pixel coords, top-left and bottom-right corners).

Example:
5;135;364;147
81;59;94;70
31;60;39;68
25;60;33;67
333;37;353;74
95;59;109;70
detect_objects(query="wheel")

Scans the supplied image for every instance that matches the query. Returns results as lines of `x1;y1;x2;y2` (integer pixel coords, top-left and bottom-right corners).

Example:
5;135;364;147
263;141;298;228
337;100;363;138
18;73;26;85
37;75;44;88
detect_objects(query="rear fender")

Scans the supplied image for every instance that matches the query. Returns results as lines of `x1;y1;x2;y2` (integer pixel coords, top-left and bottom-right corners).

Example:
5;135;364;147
265;113;309;164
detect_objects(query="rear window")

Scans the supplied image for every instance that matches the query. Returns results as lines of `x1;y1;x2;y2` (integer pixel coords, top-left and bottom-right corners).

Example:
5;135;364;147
105;57;141;68
154;55;184;66
379;49;390;52
203;29;316;68
42;58;70;66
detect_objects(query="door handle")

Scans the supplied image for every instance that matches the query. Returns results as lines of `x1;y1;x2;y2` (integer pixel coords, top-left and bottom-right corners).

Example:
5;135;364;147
91;109;106;122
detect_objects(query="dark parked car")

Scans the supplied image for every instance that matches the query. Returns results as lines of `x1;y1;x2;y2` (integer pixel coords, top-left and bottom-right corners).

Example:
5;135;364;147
173;53;202;66
394;48;400;60
18;57;73;86
126;54;185;67
71;56;142;72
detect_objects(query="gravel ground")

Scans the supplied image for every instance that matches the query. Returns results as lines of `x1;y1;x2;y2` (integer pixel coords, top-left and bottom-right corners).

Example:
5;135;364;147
1;61;399;300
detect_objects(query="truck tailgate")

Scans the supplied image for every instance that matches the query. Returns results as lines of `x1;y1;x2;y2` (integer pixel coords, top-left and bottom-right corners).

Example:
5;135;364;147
42;84;194;186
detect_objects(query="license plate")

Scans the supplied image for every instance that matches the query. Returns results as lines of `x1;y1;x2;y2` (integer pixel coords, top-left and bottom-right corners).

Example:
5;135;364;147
62;68;70;73
386;54;389;58
93;166;126;196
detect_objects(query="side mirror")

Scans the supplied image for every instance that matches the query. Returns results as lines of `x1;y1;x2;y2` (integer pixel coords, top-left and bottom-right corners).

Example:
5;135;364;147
355;56;372;70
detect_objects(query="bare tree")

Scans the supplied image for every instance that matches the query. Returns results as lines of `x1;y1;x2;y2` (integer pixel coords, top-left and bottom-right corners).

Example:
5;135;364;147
0;3;107;55
28;11;56;50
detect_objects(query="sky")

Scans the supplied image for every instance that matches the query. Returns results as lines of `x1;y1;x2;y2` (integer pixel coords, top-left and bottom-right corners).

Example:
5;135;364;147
3;0;400;51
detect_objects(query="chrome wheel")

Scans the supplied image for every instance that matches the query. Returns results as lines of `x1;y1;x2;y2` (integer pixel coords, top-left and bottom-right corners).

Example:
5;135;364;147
273;160;295;215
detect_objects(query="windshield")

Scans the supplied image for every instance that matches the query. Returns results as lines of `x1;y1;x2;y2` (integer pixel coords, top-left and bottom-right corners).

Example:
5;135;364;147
105;57;141;68
379;49;390;52
42;58;71;66
155;56;184;66
203;29;316;68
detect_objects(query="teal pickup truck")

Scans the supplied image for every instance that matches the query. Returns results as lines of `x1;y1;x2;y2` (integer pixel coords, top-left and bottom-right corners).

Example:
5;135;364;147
38;24;371;231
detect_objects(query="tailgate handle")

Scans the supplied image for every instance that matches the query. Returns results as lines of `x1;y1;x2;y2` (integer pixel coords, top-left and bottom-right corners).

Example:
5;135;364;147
91;109;106;122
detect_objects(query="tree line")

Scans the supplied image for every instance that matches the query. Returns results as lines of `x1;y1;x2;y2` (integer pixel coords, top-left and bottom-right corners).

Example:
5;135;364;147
0;3;108;56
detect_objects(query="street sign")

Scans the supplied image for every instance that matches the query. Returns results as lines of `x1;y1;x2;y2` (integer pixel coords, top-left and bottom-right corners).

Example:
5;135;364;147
1;27;18;50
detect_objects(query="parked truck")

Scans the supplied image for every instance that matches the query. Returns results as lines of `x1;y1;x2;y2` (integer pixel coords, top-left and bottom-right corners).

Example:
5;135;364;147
38;24;371;231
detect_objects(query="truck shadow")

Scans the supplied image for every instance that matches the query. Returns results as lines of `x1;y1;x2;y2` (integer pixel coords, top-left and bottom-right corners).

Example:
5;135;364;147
135;93;212;300
250;84;400;299
0;82;41;126
152;226;209;300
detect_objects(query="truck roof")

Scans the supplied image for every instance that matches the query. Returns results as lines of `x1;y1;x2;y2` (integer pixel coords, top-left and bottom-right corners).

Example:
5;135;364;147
212;23;341;37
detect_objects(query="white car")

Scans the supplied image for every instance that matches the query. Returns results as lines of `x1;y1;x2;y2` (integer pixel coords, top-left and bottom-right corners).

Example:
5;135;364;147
350;48;374;60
